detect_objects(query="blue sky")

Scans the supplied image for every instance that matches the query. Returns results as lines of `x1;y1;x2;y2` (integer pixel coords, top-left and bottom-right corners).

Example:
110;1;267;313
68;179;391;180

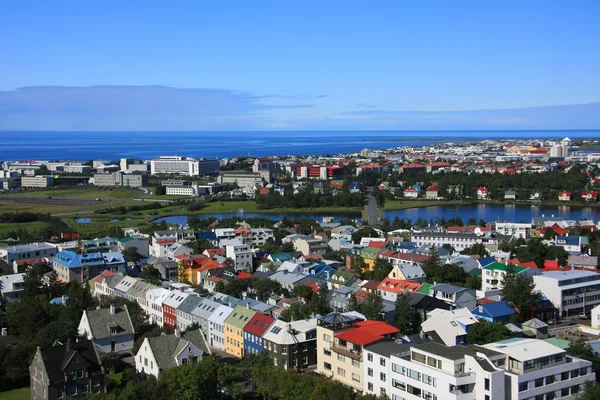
1;1;599;130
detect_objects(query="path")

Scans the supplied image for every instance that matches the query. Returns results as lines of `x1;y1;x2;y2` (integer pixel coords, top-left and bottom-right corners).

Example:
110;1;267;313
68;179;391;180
365;186;382;229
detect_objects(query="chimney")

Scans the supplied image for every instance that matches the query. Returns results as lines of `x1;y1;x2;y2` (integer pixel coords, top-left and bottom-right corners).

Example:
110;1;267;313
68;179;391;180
1;327;7;337
174;328;181;338
110;304;116;315
419;330;425;339
61;295;67;305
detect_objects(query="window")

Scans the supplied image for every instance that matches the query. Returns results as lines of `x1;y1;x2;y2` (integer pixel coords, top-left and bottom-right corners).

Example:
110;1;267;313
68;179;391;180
484;378;489;391
392;363;405;375
561;388;570;397
324;362;331;370
367;353;373;362
337;353;345;362
282;346;288;355
323;333;331;342
412;352;426;364
368;382;373;391
337;367;346;377
546;375;555;385
368;368;373;377
484;396;489;400
571;369;580;378
535;378;544;388
338;339;347;347
77;369;83;378
380;357;386;367
519;382;528;392
352;359;360;368
580;367;588;376
352;373;360;382
380;372;386;382
323;348;331;356
392;379;405;390
561;371;569;381
427;357;438;368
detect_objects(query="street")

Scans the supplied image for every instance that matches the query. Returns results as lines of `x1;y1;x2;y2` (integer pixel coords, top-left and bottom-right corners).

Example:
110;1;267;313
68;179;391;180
365;186;382;229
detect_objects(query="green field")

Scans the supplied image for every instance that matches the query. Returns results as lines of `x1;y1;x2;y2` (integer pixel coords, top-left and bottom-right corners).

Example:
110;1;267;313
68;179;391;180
0;388;30;400
383;199;453;210
3;187;141;200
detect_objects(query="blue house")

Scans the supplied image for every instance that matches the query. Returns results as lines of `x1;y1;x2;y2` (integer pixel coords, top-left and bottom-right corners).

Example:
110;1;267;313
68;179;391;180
349;182;362;193
477;256;496;268
302;263;336;281
471;301;517;323
195;231;218;246
243;313;275;355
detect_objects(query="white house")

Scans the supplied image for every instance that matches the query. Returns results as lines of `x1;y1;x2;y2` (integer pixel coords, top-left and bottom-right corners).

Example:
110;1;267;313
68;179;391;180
146;287;172;327
0;273;25;303
207;304;234;351
421;308;479;346
477;187;489;200
221;238;253;272
78;304;135;355
135;329;209;378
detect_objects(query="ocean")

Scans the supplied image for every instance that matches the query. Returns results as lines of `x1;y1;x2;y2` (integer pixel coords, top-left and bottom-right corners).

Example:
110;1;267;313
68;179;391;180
0;130;598;160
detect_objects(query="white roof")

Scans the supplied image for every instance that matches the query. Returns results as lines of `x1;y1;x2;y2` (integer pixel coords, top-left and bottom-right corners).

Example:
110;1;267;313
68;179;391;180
1;242;56;253
262;318;317;345
424;308;478;336
483;338;564;362
0;273;25;292
163;291;190;308
148;288;171;306
207;304;234;325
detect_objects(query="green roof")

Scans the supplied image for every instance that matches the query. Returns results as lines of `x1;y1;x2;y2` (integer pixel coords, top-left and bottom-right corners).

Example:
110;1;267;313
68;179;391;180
417;283;433;294
361;247;380;259
118;237;137;243
543;337;570;350
224;305;258;329
483;262;526;273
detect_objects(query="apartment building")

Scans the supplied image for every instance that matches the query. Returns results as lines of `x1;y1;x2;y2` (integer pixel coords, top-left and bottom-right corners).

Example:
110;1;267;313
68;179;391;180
533;269;600;316
150;156;219;176
146;287;171;327
316;312;399;391
262;318;318;370
0;242;57;264
411;231;492;252
428;284;477;310
221;239;253;272
481;262;528;292
53;250;126;284
292;235;328;256
162;291;190;328
494;222;532;239
208;304;234;351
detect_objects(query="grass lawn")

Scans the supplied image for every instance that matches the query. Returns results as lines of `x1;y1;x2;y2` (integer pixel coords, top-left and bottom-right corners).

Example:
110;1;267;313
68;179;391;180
192;200;362;215
0;388;30;400
107;372;124;384
2;187;141;200
384;199;461;210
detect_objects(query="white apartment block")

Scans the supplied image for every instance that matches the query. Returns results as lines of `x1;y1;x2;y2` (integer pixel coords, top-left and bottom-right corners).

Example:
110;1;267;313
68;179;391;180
533;270;600;317
0;242;57;265
221;239;252;272
494;222;532;239
411;232;491;252
370;338;595;400
166;186;197;196
20;176;54;188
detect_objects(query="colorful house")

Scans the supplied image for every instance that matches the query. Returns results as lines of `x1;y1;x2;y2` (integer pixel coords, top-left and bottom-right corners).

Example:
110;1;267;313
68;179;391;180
558;191;571;201
477;187;489;200
471;301;517;323
243;313;275;355
360;247;380;270
224;305;257;358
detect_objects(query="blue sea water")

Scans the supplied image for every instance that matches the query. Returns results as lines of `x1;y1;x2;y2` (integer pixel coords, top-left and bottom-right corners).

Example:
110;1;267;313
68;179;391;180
0;130;598;160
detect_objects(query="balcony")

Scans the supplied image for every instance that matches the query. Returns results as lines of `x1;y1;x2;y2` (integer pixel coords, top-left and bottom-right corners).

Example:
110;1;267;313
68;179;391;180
332;344;362;361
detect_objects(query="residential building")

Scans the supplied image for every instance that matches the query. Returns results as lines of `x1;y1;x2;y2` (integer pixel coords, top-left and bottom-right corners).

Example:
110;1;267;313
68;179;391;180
135;329;209;378
377;278;422;302
224;305;257;358
328;270;361;290
221;238;253;272
421;308;479;346
316;312;399;391
555;236;584;253
429;283;477;310
30;340;105;400
481;262;528;292
269;271;316;292
117;236;149;257
477;187;489;200
471;301;517;323
78;304;135;355
494;222;532;239
292;235;328;256
191;297;221;338
146;287;171;326
411;231;491;252
388;263;426;282
53;251;126;284
176;295;203;331
558;191;572;201
207;304;234;351
0;273;25;302
533;269;600;316
162;291;190;328
0;242;57;264
262;318;319;370
243;313;275;356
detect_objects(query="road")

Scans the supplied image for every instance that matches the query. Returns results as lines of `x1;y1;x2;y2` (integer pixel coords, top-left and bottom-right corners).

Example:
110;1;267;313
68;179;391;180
365;186;382;229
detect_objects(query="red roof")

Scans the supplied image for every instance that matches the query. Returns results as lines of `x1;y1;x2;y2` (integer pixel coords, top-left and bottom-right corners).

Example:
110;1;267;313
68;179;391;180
507;259;539;269
237;272;253;279
205;276;224;282
205;248;225;257
377;278;422;294
558;191;572;196
357;163;383;169
477;187;489;193
378;250;396;258
304;253;324;260
243;313;275;337
369;241;386;249
95;270;116;284
307;283;320;293
543;260;561;270
334;320;399;346
389;253;429;263
361;280;381;290
14;257;45;266
477;297;499;305
353;289;370;302
155;239;175;245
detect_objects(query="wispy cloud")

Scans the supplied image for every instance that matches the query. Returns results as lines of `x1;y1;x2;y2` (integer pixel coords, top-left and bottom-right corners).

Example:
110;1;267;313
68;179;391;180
356;103;381;108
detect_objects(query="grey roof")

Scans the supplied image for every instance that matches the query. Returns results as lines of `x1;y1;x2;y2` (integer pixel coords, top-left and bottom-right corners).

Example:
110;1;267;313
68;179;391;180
146;330;210;371
522;318;548;329
192;298;221;320
365;334;435;357
40;340;102;383
319;311;362;325
177;295;202;314
413;342;502;361
431;283;467;294
86;305;134;340
505;323;523;333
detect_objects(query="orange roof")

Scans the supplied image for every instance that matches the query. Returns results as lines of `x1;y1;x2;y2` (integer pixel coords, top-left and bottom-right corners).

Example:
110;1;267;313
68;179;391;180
477;297;499;305
377;278;421;294
237;272;252;279
507;259;539;269
205;276;224;282
307;283;320;293
543;260;561;270
379;250;396;258
389;253;429;263
353;289;370;302
14;257;44;266
369;241;386;249
334;320;399;345
205;248;225;257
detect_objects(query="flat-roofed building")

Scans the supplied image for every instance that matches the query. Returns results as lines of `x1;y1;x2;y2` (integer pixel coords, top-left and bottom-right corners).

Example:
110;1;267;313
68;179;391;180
21;175;54;188
533;269;600;316
0;242;57;265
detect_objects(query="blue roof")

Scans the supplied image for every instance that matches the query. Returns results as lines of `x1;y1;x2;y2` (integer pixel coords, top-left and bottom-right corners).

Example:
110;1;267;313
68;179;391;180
349;182;362;189
471;301;516;319
556;236;581;246
478;257;496;268
49;296;68;305
196;232;217;241
494;337;527;344
270;253;293;262
53;250;105;269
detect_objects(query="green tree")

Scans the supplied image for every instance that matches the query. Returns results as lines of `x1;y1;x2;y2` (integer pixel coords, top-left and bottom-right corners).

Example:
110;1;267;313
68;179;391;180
371;258;393;281
466;320;512;345
190;239;213;254
502;265;540;321
122;247;141;264
579;382;600;399
281;242;296;252
394;293;420;335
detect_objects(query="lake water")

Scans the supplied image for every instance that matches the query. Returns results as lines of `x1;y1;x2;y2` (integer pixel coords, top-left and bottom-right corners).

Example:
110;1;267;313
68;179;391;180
382;204;599;223
1;130;597;160
152;204;598;226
